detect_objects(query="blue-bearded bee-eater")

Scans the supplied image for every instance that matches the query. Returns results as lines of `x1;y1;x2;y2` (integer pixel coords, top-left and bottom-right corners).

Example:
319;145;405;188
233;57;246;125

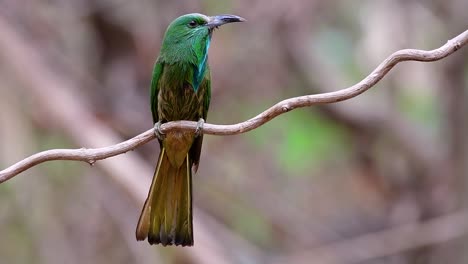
135;13;245;246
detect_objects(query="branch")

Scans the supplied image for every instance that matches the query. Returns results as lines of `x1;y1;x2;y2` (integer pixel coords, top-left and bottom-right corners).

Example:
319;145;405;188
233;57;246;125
0;130;155;183
1;29;467;183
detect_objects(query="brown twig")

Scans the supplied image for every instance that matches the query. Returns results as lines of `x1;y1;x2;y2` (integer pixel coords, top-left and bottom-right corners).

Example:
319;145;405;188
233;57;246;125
0;29;467;183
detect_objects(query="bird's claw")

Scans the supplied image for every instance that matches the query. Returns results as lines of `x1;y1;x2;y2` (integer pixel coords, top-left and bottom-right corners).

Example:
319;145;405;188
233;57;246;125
195;118;205;137
154;121;165;140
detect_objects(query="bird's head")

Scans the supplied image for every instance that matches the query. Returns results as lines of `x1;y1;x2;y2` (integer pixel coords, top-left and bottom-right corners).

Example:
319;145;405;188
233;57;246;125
159;13;245;62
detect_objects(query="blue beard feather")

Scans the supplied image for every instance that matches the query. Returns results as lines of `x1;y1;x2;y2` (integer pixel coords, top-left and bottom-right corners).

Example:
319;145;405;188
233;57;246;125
192;36;211;92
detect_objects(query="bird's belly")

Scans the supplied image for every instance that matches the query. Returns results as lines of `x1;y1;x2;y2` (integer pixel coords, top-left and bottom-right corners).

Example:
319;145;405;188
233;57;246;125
158;85;203;122
158;85;202;167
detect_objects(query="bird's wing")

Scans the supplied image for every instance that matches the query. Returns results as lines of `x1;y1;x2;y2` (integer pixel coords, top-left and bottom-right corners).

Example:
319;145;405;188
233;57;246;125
150;61;164;124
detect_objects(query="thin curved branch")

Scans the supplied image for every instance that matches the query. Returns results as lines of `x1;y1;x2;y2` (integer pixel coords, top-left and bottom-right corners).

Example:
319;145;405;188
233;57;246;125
0;130;156;182
1;29;467;183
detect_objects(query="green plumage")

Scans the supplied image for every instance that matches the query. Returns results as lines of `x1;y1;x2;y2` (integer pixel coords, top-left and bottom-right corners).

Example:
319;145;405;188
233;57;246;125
135;13;244;246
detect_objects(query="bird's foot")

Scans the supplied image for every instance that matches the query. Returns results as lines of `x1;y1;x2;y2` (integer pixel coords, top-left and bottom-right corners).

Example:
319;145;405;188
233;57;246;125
194;118;205;137
154;121;165;140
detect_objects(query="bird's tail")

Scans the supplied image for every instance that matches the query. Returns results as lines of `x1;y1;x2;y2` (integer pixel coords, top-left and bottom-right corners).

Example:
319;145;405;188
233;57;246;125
135;148;193;246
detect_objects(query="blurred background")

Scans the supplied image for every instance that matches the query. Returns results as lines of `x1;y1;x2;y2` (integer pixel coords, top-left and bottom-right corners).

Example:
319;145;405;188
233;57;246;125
0;0;467;263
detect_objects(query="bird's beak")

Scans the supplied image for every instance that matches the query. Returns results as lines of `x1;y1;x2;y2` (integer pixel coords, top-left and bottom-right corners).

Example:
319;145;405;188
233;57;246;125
207;14;246;29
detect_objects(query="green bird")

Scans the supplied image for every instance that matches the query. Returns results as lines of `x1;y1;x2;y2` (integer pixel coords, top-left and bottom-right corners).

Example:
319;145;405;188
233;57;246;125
135;13;245;246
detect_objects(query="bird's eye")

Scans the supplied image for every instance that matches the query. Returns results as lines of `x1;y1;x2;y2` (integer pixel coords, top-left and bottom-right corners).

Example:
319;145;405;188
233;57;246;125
188;20;197;27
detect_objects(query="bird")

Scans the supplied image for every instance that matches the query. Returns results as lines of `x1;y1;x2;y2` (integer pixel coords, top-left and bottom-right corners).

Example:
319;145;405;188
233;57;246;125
135;13;245;246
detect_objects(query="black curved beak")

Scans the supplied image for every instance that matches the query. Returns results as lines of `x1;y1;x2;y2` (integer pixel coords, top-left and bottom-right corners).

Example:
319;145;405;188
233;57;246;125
207;14;246;29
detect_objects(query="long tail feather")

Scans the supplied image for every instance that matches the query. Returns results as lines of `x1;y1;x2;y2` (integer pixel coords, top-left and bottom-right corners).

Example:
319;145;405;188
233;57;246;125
135;148;193;246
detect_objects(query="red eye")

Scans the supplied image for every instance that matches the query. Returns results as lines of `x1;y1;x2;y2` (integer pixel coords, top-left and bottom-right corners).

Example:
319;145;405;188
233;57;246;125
188;20;197;27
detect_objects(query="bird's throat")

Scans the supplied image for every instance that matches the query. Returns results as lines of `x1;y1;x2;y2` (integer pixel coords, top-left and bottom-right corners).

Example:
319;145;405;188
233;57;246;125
193;37;211;92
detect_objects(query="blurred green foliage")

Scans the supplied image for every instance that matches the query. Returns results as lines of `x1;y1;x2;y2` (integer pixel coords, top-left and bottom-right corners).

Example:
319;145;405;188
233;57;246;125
248;109;349;175
398;89;440;128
